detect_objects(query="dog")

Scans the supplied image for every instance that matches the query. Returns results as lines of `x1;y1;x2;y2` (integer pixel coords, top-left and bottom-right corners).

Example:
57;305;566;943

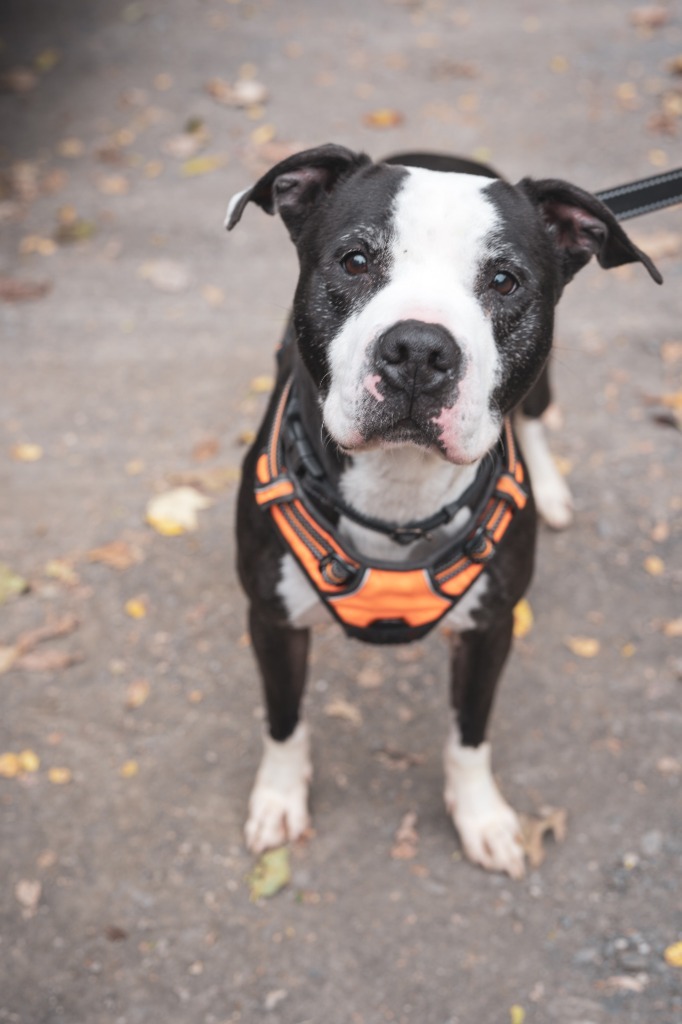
226;144;660;878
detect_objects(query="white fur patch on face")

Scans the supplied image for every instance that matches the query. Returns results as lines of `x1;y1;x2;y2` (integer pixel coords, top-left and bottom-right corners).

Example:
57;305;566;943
443;725;525;878
323;168;502;463
245;721;312;853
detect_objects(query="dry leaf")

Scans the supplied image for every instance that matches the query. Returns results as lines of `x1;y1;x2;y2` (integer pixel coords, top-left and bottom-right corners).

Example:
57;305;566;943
163;133;204;159
363;108;404;129
192;436;220;462
664;941;682;967
325;697;362;726
510;1007;525;1024
16;614;79;653
165;466;239;493
520;807;567;867
0;648;18;674
357;664;383;688
18;750;40;773
250;124;276;146
0;563;28;604
55;218;97;245
11;443;43;462
250;375;275;394
644;555;665;576
663;618;682;637
513;598;534;639
201;284;225;308
146;487;213;535
17;649;80;672
631;5;669;28
124;597;147;619
125;678;150;709
0;753;21;778
205;76;268;107
0;277;51;302
391;811;419;859
87;539;142;570
45;558;79;586
19;235;57;256
597;975;649;994
248;846;291;900
48;766;72;785
565;636;600;658
181;154;226;178
119;760;139;778
15;879;41;914
237;429;256;446
97;174;129;196
34;49;60;73
661;341;682;365
1;67;39;93
138;259;190;293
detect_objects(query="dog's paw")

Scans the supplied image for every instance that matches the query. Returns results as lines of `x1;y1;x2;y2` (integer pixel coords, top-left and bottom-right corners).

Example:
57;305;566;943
443;733;525;880
532;471;574;531
245;722;312;853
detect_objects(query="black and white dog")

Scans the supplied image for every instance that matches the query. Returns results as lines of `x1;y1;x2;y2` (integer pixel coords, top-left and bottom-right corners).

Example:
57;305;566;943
226;145;660;878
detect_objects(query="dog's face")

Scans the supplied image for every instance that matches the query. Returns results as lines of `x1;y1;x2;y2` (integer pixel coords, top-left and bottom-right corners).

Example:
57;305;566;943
227;145;660;465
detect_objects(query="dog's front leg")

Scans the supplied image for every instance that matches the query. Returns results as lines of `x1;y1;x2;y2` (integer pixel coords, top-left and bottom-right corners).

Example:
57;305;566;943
444;613;525;879
245;607;312;853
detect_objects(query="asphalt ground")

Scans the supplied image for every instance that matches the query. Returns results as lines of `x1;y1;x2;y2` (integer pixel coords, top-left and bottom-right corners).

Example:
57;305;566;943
1;2;681;1022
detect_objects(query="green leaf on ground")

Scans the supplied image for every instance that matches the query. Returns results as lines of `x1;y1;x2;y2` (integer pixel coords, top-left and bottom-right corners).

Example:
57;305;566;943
248;847;291;900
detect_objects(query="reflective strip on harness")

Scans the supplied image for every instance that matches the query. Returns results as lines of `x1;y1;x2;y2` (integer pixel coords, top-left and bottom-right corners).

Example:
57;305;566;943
254;379;528;643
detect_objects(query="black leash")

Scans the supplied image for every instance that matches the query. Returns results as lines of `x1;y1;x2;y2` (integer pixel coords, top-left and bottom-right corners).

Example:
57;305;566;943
597;167;682;220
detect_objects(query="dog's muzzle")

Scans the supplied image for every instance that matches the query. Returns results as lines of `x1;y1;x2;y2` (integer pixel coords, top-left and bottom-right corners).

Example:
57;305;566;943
374;319;464;400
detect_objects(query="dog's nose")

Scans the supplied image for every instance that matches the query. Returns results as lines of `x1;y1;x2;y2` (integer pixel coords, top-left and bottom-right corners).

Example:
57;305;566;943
376;320;463;396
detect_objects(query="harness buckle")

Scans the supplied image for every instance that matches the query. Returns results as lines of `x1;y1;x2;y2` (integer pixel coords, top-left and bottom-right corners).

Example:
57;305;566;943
319;554;358;587
463;523;495;563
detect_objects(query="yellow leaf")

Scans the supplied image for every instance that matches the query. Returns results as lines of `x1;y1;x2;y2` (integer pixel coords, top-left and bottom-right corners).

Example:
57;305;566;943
513;598;534;639
125;678;150;709
119;760;139;778
250;123;275;146
644;555;665;576
11;442;43;462
0;753;21;778
124;597;147;619
363;107;404;129
565;636;600;658
181;154;226;177
664;941;682;967
48;766;72;785
57;137;85;158
238;429;256;446
621;642;636;658
248;846;291;900
18;750;40;773
34;49;60;73
249;375;275;394
0;563;28;604
550;55;569;73
659;390;682;410
510;1007;526;1024
146;487;213;535
45;559;79;586
325;697;363;726
663;617;682;637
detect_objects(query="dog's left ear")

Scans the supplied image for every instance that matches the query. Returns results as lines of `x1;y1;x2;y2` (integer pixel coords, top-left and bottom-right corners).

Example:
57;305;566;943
519;178;662;286
225;143;371;242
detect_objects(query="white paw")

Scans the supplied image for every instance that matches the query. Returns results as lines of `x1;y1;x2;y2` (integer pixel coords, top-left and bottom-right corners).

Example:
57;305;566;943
444;732;525;879
245;722;312;853
532;472;574;531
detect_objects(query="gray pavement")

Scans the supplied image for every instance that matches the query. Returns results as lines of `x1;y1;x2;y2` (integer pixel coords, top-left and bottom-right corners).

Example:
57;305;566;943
1;1;681;1022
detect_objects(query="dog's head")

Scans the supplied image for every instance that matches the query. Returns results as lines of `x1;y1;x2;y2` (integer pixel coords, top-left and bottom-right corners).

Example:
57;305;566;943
227;144;661;464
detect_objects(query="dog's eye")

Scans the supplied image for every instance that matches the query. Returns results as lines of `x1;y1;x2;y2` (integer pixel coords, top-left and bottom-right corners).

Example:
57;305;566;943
491;271;518;296
341;251;369;276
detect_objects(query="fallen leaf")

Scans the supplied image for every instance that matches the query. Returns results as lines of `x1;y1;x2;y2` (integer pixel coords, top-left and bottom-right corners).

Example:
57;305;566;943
17;649;80;672
87;539;142;570
0;563;28;604
513;598;534;639
205;76;268;107
661;341;682;365
663;618;682;638
165;466;240;493
549;55;569;73
391;811;419;859
11;443;43;462
97;174;129;196
0;648;18;674
325;697;362;726
15;879;41;914
564;636;600;658
0;277;51;302
124;597;147;619
146;487;213;535
363;108;404;129
34;49;60;73
138;259;190;292
45;559;80;586
0;753;21;778
1;67;39;93
57;137;85;158
657;756;681;775
237;429;256;446
48;766;72;785
510;1007;525;1024
249;375;274;394
248;846;291;900
597;975;648;994
664;941;682;967
181;154;226;178
192;436;220;462
19;235;57;256
163;133;204;160
119;760;139;778
520;807;567;867
357;664;383;688
669;55;682;75
16;615;79;653
154;72;173;91
250;124;276;146
644;555;665;576
18;750;40;773
55;218;97;244
125;678;150;709
630;5;669;29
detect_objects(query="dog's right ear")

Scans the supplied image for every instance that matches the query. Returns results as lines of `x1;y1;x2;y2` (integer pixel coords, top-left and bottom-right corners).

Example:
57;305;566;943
225;144;371;241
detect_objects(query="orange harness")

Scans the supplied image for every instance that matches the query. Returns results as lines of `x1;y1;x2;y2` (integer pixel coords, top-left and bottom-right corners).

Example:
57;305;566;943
255;378;528;643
